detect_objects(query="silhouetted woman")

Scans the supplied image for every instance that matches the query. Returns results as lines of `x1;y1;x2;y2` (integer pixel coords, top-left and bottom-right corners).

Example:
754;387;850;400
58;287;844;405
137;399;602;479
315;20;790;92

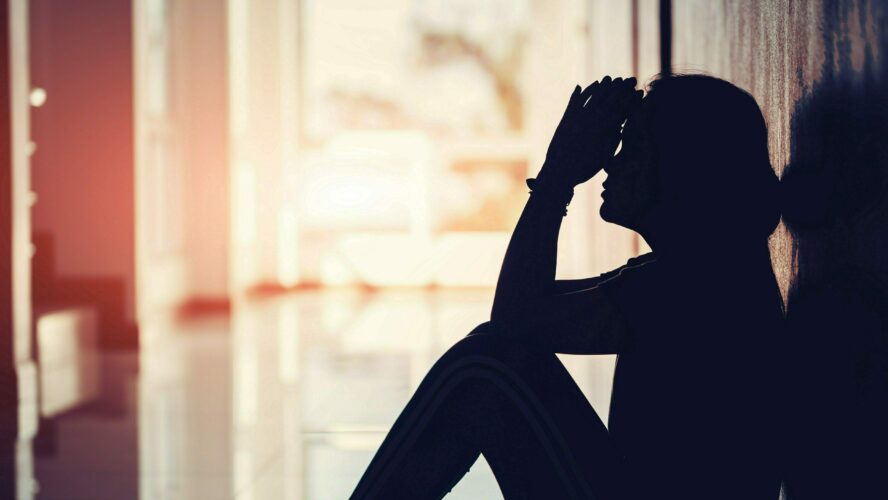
351;74;784;499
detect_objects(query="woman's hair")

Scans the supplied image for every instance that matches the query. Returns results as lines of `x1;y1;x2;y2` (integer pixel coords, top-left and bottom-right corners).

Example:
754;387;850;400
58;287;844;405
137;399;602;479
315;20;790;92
644;74;781;241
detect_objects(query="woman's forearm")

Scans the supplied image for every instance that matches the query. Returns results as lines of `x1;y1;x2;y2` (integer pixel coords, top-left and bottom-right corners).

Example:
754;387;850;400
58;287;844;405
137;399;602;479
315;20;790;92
489;193;566;328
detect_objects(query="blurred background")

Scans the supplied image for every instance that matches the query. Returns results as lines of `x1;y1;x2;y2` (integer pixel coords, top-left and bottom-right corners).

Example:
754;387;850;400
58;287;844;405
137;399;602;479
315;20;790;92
0;0;885;498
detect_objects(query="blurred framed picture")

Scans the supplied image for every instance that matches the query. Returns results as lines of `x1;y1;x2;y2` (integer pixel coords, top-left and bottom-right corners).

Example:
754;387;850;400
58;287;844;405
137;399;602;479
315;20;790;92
433;158;527;232
300;0;531;145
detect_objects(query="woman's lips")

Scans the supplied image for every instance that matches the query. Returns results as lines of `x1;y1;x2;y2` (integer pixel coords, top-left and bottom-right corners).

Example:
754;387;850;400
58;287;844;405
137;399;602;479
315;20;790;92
601;181;622;197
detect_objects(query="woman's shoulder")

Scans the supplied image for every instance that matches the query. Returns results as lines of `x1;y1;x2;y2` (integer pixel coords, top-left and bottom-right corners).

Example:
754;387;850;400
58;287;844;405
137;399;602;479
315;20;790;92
625;252;657;268
596;252;659;306
599;252;658;283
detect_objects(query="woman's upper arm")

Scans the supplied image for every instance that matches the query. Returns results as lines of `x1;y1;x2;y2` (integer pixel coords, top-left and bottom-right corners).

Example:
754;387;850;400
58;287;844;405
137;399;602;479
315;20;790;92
553;252;656;294
500;285;632;355
496;254;654;355
552;276;609;295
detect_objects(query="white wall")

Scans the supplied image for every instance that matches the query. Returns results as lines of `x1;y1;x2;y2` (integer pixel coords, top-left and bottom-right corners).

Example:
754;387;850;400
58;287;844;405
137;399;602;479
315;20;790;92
135;0;230;326
227;0;301;293
29;0;138;350
177;0;230;300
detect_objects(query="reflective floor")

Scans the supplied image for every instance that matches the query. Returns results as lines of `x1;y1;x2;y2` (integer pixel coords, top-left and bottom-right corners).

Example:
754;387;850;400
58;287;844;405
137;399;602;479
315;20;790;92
30;289;615;499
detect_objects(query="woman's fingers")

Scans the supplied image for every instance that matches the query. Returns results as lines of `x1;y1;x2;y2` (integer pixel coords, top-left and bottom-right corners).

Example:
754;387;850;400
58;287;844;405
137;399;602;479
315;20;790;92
581;76;635;110
599;78;638;118
575;76;642;135
629;89;644;114
554;85;583;133
562;85;581;115
570;84;581;103
547;76;642;182
580;81;599;107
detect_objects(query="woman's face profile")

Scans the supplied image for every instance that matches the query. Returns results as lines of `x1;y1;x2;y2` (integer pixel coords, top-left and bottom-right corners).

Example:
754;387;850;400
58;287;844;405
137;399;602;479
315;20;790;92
599;98;658;232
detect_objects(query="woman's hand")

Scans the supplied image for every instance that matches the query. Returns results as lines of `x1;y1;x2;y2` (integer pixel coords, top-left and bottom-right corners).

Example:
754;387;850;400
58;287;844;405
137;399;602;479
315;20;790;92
537;76;643;190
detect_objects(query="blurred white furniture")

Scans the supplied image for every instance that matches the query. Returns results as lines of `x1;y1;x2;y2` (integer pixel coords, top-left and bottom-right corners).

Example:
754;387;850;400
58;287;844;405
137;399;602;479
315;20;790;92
36;307;99;417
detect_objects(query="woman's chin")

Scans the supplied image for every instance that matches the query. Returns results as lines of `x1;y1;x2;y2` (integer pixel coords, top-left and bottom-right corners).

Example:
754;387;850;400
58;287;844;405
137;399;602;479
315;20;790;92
599;199;616;222
600;198;633;228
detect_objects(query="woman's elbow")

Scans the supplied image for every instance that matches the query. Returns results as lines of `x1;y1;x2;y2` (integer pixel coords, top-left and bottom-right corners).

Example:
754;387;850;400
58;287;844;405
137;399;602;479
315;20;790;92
489;309;536;338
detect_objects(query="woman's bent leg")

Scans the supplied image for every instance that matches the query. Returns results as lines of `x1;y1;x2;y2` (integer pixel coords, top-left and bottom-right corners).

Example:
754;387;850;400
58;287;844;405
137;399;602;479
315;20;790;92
350;328;628;500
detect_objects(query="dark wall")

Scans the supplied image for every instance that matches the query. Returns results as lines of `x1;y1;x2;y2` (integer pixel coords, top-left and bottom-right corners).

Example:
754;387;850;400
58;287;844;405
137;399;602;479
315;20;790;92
29;0;136;347
0;0;17;493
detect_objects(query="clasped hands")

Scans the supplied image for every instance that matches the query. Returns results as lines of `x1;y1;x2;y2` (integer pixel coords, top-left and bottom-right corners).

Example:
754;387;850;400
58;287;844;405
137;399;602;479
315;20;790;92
536;76;643;193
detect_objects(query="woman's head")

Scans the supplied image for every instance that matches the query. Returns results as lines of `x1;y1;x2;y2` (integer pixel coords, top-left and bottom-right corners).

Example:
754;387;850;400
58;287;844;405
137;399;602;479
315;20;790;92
602;74;780;248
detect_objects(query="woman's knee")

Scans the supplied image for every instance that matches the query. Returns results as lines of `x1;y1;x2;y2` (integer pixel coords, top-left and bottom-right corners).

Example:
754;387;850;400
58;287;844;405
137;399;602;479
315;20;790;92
454;323;524;355
466;320;496;337
434;323;552;376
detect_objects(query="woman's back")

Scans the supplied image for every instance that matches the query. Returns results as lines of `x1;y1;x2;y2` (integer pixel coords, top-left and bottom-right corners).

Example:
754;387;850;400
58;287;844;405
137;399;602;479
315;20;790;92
603;255;784;498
